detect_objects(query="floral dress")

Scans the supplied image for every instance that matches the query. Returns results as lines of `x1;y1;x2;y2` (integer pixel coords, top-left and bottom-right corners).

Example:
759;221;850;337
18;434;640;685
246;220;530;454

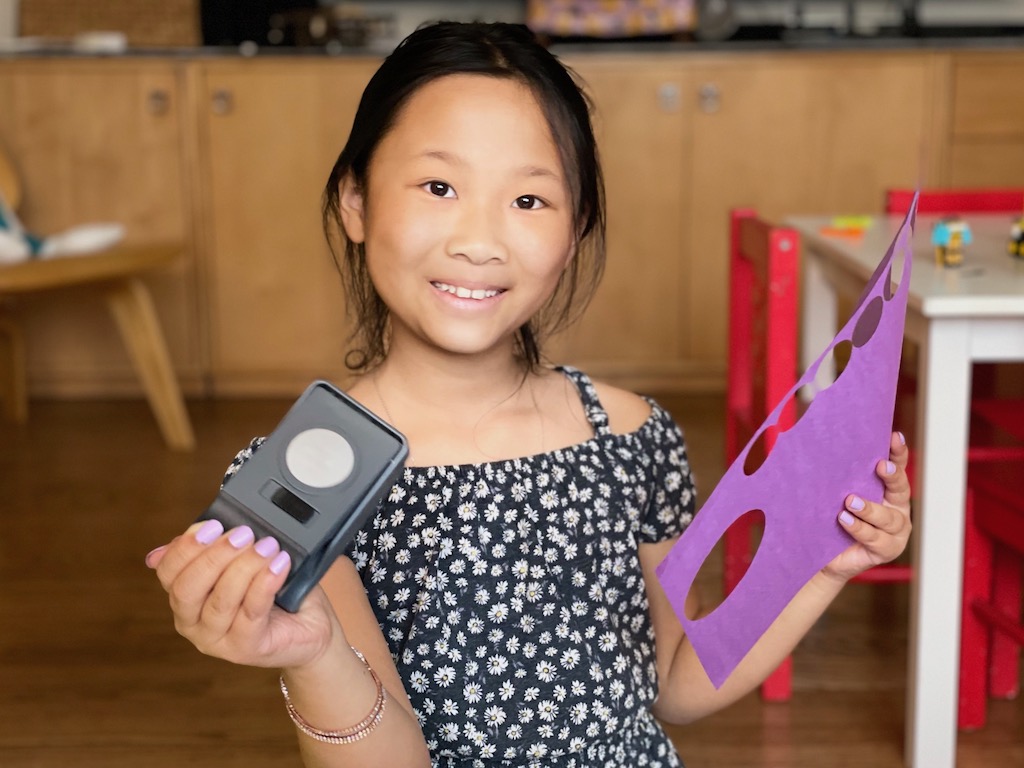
226;367;697;767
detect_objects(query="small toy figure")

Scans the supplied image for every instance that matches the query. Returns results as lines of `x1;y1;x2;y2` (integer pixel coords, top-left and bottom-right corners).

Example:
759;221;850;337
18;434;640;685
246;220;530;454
931;216;972;268
1009;216;1024;260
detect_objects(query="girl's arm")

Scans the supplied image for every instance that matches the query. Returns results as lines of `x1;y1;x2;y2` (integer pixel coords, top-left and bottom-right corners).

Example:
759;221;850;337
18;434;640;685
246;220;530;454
640;432;912;724
149;526;430;768
283;557;432;768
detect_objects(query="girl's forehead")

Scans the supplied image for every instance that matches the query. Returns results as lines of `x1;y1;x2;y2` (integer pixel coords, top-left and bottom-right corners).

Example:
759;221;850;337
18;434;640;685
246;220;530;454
389;74;557;147
363;73;570;188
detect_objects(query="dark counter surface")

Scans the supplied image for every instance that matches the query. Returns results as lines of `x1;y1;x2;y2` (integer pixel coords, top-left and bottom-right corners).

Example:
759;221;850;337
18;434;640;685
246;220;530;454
1;27;1021;59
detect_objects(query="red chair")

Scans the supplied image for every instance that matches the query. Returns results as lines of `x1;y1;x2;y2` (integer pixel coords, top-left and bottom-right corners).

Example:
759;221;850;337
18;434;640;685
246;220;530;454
960;452;1024;730
885;187;1024;215
726;209;917;701
959;404;1024;730
724;209;800;701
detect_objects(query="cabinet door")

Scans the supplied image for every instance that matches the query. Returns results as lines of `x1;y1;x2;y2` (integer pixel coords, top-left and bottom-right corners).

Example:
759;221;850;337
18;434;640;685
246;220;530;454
198;60;379;395
947;52;1024;187
0;59;197;396
552;57;692;392
684;52;938;368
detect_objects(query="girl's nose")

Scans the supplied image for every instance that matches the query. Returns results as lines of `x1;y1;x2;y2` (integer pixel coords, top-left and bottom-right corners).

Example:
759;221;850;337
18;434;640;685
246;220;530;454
446;204;508;265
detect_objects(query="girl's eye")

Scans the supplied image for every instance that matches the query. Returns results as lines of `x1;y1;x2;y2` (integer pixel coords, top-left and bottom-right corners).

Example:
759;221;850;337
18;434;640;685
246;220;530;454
425;181;454;198
513;195;545;210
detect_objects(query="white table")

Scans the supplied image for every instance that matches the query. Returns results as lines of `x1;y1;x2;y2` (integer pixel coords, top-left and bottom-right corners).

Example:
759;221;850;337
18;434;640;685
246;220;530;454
787;213;1024;768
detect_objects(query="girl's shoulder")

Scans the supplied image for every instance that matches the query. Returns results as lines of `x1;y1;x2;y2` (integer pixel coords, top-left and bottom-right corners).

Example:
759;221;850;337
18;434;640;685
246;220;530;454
581;374;659;437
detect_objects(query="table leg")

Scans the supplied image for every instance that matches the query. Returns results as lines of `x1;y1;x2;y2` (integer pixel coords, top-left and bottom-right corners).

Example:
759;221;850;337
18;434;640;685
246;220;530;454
905;318;972;768
801;254;838;391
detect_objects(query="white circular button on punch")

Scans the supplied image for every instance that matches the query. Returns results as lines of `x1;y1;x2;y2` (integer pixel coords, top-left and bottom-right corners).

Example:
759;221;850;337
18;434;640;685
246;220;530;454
285;428;355;488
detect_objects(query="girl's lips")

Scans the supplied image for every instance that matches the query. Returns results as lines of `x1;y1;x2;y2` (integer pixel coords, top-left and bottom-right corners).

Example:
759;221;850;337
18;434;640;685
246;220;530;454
431;280;506;300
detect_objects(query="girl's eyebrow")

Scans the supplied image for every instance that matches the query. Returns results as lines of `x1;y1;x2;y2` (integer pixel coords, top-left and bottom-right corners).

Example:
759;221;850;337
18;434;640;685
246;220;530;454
417;149;561;181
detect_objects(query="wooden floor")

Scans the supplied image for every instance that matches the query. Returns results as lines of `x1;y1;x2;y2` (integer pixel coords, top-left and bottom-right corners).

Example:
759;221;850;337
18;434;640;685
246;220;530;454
1;394;1021;767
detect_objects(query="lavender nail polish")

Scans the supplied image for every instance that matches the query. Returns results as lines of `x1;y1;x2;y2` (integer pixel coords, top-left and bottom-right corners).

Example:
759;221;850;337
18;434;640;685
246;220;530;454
195;519;224;545
228;526;255;549
269;551;291;576
839;510;856;527
886;460;897;475
848;496;865;511
254;537;280;558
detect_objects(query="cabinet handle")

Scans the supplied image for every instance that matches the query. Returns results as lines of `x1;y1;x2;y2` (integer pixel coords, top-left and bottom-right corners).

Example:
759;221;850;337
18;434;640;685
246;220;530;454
698;83;721;114
146;88;170;116
211;89;234;115
657;82;681;113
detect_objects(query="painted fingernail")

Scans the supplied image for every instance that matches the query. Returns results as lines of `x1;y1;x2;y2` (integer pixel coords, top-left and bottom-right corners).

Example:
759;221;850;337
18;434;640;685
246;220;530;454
269;551;291;575
839;510;856;526
195;519;224;545
848;496;865;511
886;461;897;475
228;526;255;549
144;546;166;568
897;431;906;446
254;537;280;558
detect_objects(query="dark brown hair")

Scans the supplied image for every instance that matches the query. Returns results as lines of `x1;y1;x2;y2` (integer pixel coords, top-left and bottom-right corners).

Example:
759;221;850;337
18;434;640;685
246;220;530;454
322;21;606;372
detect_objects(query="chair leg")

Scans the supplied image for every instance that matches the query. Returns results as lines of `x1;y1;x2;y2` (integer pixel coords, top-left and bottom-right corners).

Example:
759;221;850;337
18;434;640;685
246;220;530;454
104;278;195;451
959;489;993;730
723;516;755;594
988;546;1022;700
0;312;28;423
761;656;792;702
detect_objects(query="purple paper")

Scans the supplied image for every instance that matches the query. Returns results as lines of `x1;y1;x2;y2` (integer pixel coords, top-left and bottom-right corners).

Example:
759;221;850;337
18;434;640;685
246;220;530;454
655;198;916;689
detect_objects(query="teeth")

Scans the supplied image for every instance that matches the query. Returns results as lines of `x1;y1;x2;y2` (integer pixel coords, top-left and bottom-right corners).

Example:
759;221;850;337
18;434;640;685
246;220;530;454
434;282;501;300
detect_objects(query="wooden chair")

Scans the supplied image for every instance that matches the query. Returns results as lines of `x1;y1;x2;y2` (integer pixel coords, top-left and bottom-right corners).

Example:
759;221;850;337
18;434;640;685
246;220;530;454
724;209;801;700
0;147;195;450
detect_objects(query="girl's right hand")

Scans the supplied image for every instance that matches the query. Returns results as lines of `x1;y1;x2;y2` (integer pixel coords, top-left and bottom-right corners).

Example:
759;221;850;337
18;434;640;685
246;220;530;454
146;520;340;671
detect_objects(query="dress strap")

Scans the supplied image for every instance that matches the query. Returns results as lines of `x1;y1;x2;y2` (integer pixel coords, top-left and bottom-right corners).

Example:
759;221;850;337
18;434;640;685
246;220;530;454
557;365;613;436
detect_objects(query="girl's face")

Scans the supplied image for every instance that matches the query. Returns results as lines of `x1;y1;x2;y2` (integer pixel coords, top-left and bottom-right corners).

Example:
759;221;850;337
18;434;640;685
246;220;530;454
340;74;576;361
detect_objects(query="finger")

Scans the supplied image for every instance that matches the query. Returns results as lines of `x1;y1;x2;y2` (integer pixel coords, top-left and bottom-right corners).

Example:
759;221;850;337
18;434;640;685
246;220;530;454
889;430;909;468
235;548;292;630
166;525;257;630
200;536;286;637
840;494;909;539
878;454;911;508
154;519;226;591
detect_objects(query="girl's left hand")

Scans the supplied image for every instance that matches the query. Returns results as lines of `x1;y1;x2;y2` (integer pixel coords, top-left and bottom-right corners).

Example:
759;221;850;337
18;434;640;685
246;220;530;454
823;431;912;583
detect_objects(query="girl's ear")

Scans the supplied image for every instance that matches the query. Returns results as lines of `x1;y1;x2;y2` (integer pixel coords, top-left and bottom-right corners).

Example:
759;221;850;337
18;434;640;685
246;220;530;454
338;175;366;244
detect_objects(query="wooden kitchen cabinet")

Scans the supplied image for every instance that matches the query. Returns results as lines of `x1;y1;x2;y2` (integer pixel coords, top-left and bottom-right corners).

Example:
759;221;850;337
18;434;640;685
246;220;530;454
681;51;942;372
555;50;941;392
2;46;1006;401
0;59;199;397
946;51;1024;187
194;58;379;395
553;56;693;392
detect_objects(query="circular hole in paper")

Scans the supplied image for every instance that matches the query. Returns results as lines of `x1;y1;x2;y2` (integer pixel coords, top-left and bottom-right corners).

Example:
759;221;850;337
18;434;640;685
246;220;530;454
852;296;884;348
285;428;354;488
695;508;766;607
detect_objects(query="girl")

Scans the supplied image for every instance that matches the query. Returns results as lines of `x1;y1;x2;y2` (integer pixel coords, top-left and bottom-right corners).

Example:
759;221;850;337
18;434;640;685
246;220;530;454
147;21;911;768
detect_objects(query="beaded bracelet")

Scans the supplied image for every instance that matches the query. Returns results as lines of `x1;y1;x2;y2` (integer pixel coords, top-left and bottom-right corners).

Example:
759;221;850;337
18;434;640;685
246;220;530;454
280;647;387;745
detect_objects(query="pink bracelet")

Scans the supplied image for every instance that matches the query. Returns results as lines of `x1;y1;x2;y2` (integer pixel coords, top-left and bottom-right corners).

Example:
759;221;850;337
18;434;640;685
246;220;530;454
280;647;387;745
